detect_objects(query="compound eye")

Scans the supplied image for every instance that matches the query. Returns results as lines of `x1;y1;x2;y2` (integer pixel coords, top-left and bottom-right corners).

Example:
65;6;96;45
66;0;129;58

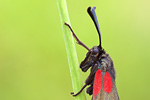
92;48;99;54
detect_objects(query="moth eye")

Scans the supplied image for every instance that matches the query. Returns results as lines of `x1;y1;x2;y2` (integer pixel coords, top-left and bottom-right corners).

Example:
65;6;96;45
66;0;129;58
92;49;99;54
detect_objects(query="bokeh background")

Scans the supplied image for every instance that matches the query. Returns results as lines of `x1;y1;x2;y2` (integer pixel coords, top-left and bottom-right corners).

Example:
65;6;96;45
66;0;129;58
0;0;150;100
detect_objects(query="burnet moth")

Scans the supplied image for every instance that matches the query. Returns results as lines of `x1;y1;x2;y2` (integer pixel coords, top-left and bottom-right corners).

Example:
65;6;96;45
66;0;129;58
65;6;119;100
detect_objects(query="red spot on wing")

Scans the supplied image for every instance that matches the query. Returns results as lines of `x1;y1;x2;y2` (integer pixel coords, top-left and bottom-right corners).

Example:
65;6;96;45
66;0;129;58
93;69;102;97
103;72;113;93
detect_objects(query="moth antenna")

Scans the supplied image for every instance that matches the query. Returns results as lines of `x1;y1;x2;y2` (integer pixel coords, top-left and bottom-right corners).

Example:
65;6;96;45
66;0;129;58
65;23;91;52
87;6;102;49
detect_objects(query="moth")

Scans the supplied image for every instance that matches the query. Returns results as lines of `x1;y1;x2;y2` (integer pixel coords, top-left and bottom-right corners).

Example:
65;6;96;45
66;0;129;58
65;6;119;100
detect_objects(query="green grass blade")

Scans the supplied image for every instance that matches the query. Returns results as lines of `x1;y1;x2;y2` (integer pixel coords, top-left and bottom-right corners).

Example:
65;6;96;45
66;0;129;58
57;0;87;100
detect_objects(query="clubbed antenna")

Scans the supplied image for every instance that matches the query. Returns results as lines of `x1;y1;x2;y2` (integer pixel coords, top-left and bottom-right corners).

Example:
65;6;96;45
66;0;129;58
65;23;91;52
87;6;102;49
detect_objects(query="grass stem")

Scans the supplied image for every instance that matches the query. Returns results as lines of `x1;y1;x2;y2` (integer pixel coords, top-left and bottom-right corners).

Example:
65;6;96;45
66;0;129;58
57;0;87;100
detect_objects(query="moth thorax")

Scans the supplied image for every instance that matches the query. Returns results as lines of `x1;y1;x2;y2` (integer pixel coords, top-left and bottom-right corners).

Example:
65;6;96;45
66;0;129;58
100;62;107;72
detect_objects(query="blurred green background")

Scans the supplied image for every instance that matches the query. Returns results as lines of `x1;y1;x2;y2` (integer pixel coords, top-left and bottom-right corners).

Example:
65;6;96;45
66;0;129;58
0;0;150;100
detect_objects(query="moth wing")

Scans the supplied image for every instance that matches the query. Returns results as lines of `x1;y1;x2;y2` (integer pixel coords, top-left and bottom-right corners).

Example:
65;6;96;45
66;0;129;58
93;71;119;100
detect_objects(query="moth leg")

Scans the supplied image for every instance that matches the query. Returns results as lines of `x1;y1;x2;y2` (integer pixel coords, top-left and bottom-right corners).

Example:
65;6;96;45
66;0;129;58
80;51;93;72
71;63;98;97
86;84;93;95
85;63;98;85
85;64;97;95
71;84;88;96
64;23;91;51
80;61;93;72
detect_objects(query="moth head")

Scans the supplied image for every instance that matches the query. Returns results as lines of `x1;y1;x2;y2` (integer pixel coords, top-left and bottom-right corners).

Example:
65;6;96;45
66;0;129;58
79;6;105;72
80;46;105;72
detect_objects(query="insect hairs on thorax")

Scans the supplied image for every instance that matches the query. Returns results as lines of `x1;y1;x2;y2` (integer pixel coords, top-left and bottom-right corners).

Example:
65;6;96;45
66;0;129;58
97;53;116;79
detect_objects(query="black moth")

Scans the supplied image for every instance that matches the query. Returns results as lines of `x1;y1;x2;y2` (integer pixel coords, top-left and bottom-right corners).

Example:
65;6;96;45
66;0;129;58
65;6;119;100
